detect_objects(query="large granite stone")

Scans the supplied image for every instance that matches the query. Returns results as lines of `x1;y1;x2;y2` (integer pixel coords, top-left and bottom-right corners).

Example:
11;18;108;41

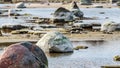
36;31;73;53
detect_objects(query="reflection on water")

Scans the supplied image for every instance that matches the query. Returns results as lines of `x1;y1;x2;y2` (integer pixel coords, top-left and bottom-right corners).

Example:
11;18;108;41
85;40;107;46
48;40;120;68
0;41;120;68
46;53;73;58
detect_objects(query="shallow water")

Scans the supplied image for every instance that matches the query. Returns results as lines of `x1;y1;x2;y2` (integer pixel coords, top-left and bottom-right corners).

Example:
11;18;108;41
47;41;120;68
0;7;120;27
1;41;120;68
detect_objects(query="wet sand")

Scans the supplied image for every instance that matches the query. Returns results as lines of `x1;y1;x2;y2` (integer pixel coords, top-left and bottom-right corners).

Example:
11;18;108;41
0;31;120;45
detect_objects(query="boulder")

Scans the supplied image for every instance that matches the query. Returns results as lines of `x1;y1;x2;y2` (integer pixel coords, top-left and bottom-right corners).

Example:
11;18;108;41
101;21;118;33
16;2;26;8
0;42;48;68
36;31;73;53
94;6;103;8
53;7;74;23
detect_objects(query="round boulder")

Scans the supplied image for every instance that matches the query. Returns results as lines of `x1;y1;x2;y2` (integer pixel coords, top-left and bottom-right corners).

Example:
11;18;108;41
0;42;48;68
16;2;26;8
36;31;73;53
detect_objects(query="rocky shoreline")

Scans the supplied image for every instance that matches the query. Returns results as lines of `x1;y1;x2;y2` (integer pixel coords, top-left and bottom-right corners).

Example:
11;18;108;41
0;3;118;9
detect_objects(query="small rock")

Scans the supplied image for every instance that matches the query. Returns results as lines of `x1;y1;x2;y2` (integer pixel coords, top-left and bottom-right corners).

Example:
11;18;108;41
16;2;26;8
74;46;88;50
95;6;103;8
114;55;120;61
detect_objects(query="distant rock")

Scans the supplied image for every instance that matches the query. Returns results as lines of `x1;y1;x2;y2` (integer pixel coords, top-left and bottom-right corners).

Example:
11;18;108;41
0;42;48;68
36;31;73;53
101;21;118;33
70;1;84;19
53;7;74;23
16;2;26;8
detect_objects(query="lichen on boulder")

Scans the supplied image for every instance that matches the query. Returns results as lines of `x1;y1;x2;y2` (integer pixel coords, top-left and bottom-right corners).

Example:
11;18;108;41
36;31;73;53
0;42;48;68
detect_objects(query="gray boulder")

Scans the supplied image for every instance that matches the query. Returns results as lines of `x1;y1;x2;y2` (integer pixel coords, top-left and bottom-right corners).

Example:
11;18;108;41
101;21;118;33
36;31;73;53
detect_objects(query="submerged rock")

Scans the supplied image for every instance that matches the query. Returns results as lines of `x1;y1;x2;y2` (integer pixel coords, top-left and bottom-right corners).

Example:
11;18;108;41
0;42;48;68
70;1;84;19
74;46;88;50
16;2;26;8
36;31;73;53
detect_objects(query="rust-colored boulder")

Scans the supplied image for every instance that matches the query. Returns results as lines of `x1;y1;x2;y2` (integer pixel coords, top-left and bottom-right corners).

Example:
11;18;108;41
0;42;48;68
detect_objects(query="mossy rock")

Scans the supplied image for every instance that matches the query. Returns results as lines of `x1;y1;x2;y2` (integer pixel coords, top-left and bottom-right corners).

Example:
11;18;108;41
74;46;88;50
114;55;120;61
